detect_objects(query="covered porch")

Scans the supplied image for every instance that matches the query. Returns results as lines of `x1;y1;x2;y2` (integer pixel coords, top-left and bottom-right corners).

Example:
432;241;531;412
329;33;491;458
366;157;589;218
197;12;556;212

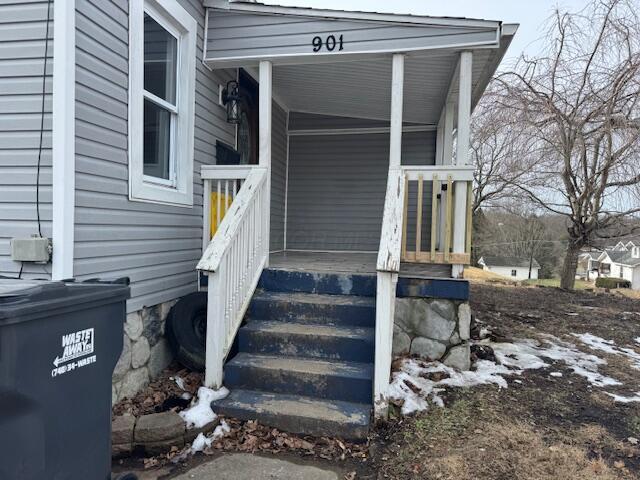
197;0;516;417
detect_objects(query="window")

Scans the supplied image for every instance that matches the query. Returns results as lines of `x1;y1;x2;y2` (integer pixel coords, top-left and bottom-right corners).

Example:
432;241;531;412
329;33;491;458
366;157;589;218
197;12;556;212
129;0;196;206
511;269;517;277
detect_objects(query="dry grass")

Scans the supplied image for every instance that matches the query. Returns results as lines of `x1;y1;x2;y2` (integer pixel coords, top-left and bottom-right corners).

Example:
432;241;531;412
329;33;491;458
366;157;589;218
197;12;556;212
422;422;630;480
463;266;516;284
615;289;640;299
381;402;635;480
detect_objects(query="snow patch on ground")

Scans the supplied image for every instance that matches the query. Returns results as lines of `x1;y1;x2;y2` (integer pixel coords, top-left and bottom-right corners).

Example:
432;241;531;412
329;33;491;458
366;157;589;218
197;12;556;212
573;333;640;370
606;392;640;403
180;386;229;429
388;333;639;414
173;376;186;391
190;420;231;453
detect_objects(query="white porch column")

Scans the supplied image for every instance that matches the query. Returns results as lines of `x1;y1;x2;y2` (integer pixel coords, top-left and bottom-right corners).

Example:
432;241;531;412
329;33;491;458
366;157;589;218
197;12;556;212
374;53;404;419
452;51;472;278
259;60;272;264
389;53;404;169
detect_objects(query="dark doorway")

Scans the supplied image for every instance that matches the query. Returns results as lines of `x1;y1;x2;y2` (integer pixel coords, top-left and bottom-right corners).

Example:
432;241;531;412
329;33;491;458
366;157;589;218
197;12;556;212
237;69;259;165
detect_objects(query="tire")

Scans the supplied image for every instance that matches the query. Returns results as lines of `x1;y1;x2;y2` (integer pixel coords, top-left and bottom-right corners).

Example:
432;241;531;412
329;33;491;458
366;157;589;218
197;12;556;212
113;474;138;480
166;292;207;371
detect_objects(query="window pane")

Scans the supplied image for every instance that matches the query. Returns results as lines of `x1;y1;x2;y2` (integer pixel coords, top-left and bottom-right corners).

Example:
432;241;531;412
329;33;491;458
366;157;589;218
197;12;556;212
144;13;177;104
144;99;172;181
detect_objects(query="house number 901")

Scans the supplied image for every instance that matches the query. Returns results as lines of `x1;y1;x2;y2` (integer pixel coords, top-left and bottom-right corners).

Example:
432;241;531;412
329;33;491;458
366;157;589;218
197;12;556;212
312;34;344;52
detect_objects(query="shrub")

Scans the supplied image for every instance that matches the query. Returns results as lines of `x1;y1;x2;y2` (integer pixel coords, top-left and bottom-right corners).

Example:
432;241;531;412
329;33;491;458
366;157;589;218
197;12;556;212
595;277;631;289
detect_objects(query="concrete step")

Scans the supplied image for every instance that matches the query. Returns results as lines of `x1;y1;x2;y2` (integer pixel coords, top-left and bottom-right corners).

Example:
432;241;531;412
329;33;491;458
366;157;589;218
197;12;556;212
211;389;371;440
258;268;376;297
238;320;374;363
247;291;376;328
225;352;373;404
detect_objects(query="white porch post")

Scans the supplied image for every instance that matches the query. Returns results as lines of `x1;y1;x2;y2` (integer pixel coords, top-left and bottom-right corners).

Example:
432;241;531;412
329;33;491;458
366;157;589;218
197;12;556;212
259;60;272;264
374;53;404;418
389;53;404;168
452;51;472;278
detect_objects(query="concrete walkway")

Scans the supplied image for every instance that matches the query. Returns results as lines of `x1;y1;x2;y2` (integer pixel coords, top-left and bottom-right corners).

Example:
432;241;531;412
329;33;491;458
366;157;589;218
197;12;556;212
171;453;340;480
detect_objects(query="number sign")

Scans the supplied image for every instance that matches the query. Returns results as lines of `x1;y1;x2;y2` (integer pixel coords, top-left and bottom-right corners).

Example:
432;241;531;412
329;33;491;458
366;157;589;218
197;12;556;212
312;34;344;53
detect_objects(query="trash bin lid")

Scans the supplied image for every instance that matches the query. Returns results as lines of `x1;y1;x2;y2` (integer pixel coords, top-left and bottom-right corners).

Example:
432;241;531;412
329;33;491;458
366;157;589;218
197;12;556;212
0;278;130;324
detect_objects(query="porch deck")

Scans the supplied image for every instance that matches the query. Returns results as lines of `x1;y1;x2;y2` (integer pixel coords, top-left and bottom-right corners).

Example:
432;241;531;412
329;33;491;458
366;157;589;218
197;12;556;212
269;251;452;279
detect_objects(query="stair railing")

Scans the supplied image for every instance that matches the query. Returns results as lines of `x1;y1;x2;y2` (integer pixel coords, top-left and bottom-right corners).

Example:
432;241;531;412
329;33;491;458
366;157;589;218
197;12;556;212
197;166;269;388
374;167;405;417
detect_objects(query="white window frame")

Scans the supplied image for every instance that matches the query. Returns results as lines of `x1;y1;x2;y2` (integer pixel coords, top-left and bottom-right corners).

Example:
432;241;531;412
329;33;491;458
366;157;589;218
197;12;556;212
129;0;197;206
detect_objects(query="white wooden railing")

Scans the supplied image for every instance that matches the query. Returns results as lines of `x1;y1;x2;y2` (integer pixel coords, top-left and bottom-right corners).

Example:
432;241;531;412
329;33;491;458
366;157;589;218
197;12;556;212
201;165;254;253
374;167;405;417
400;165;474;265
197;166;269;388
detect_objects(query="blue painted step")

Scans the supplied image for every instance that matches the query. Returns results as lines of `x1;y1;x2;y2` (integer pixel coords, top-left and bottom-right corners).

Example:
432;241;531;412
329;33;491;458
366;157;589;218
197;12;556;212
247;291;376;327
238;320;374;363
211;389;370;440
225;352;373;404
258;268;377;297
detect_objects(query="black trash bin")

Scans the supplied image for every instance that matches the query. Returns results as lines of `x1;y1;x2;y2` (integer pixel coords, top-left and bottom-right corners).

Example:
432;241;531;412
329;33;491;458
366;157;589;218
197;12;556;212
0;278;131;480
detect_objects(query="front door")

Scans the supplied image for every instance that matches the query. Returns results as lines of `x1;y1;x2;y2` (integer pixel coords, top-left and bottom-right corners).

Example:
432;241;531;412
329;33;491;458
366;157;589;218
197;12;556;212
237;69;259;165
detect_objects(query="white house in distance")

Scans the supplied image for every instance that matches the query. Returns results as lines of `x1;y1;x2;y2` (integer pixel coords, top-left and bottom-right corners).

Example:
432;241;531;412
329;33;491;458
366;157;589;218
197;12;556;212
478;256;540;280
576;250;601;281
597;244;640;290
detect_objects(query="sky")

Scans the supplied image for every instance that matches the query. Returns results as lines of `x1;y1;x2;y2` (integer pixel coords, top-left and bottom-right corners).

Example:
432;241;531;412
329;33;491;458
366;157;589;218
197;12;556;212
256;0;590;63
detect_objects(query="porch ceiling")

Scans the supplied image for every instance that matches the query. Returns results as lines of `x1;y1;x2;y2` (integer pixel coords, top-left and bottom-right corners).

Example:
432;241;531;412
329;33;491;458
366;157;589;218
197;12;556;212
267;49;496;124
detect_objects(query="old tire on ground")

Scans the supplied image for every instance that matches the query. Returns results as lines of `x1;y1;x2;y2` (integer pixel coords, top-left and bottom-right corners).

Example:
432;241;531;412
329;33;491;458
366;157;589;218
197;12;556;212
166;292;207;371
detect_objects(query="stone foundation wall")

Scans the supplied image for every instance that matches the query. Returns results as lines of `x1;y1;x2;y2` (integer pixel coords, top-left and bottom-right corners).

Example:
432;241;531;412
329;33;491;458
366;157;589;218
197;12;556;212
112;300;177;404
393;297;471;370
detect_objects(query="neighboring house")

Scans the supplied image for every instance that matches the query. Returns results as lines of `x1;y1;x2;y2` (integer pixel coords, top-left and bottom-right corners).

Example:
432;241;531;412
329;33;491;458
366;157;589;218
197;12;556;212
576;250;601;281
1;0;516;435
478;256;540;281
597;246;640;290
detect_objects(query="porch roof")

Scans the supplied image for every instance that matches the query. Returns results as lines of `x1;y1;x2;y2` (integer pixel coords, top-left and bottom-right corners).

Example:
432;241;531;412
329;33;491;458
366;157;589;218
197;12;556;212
203;1;517;124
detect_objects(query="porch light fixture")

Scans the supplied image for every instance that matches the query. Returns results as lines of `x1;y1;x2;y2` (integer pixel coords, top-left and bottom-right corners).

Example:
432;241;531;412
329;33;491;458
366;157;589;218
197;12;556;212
222;80;241;124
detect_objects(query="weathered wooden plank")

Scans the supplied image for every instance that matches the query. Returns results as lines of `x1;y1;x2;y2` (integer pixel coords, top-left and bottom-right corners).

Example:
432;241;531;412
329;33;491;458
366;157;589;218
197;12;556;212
401;175;408;261
430;175;439;261
466;181;473;255
444;175;453;262
403;251;470;264
402;165;474;182
377;168;405;273
415;175;423;256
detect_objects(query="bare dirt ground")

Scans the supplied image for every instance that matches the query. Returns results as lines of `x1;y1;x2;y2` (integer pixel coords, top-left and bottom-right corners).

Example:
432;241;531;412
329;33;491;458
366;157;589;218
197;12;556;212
115;282;640;479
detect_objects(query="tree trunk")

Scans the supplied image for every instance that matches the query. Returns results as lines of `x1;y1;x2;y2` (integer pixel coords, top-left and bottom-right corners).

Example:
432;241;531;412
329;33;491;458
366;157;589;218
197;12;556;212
560;242;581;290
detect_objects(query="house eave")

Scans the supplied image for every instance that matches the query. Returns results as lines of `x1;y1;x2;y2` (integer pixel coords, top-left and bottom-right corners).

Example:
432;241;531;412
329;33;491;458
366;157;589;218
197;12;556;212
203;0;503;29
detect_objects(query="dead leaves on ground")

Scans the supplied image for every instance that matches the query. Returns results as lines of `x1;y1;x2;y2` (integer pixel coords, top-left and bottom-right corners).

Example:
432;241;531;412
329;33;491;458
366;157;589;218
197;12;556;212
211;418;369;461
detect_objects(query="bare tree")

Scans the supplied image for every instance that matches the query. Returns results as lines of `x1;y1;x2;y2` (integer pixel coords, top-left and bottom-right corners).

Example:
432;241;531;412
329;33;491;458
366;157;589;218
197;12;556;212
494;0;640;289
470;89;532;214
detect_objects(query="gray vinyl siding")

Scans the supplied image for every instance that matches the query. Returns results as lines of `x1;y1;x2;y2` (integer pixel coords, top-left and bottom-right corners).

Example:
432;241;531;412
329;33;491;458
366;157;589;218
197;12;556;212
286;129;435;251
270;104;287;251
0;0;53;279
73;0;235;313
206;10;498;62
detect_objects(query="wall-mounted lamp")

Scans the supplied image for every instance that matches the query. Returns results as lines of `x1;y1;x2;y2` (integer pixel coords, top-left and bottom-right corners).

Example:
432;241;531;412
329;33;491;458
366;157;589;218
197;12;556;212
221;80;241;124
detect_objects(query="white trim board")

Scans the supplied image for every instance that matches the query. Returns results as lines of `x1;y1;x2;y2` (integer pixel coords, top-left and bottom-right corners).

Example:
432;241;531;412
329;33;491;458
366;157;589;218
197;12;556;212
287;125;436;136
52;0;76;280
204;2;502;29
128;0;197;207
203;39;501;69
